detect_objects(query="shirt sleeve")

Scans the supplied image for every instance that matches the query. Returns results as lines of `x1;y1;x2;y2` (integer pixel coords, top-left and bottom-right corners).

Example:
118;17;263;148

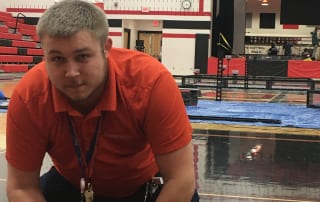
143;70;192;155
6;88;47;171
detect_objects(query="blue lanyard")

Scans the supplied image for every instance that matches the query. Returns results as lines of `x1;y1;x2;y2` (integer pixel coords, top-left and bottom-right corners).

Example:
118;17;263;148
66;113;103;179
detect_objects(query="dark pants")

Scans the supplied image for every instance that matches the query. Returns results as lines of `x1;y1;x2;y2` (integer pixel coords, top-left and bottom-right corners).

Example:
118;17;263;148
40;167;199;202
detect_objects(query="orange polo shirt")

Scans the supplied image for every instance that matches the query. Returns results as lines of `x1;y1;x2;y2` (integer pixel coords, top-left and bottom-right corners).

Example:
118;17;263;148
6;47;192;197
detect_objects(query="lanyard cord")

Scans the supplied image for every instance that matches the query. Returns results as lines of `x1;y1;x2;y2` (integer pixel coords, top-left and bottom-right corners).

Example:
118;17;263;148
66;113;103;179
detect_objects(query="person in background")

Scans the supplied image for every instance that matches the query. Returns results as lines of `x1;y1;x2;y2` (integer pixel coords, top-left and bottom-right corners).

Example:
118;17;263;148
301;48;310;59
303;54;312;61
283;41;293;57
311;28;319;47
5;0;199;202
267;42;278;56
311;27;319;60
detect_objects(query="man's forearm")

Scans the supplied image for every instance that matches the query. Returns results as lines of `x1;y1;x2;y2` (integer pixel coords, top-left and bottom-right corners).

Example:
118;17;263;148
155;178;195;202
7;188;46;202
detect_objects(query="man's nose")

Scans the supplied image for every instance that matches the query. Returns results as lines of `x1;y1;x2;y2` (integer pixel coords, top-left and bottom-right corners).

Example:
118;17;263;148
65;62;80;77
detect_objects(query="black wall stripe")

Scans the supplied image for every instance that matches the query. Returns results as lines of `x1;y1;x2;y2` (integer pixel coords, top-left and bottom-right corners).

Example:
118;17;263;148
108;19;122;27
22;18;122;28
24;17;39;25
195;34;209;74
163;20;211;29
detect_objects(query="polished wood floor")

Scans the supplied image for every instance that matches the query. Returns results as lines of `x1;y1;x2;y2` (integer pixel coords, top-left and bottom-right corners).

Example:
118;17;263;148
0;78;18;151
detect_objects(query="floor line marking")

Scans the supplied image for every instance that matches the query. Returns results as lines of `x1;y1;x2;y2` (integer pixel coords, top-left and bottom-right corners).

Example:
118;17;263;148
191;123;320;136
198;193;318;202
193;133;320;143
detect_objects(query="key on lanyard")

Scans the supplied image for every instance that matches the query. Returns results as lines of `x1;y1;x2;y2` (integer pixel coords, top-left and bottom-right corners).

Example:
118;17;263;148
84;182;94;202
80;178;94;202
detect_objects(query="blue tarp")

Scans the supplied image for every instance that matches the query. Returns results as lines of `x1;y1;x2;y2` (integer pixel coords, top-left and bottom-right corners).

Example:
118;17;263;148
0;90;8;113
2;98;319;129
187;100;320;129
0;99;8;113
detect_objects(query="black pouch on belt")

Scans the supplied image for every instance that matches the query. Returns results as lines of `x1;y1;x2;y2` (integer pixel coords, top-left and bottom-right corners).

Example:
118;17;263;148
145;177;163;202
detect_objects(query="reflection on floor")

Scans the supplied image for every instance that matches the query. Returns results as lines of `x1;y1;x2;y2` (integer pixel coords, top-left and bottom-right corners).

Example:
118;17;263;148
193;123;320;202
1;76;320;201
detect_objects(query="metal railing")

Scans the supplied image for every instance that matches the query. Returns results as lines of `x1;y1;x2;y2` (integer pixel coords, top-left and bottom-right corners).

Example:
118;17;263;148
14;12;26;34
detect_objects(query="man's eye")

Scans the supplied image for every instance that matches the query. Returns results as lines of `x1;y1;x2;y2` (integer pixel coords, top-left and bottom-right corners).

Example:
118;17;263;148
51;56;65;63
77;54;89;61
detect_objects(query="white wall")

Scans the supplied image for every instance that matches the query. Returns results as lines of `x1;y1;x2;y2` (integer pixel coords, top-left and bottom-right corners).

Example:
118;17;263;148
203;0;213;13
104;0;201;12
0;4;6;12
7;0;54;9
109;27;123;48
162;37;195;75
134;20;162;32
162;28;210;75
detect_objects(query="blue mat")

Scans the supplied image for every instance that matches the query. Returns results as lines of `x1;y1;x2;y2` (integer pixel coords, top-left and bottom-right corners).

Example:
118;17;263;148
187;100;320;129
0;99;8;113
0;90;8;112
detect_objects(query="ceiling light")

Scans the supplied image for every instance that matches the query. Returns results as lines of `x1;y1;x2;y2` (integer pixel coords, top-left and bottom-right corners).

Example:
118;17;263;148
261;0;269;6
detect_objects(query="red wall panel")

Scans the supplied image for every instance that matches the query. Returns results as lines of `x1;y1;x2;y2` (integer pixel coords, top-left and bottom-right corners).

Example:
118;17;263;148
207;57;246;76
288;60;320;78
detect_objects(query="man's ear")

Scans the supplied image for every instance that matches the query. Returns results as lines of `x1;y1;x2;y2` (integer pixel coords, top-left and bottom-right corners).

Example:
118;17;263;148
104;38;113;52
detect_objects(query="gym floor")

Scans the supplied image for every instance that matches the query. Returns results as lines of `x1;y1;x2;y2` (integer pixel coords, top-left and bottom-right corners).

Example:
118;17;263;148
0;75;319;202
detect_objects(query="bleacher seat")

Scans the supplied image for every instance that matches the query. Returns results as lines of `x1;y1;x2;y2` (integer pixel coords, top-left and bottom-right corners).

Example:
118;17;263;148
0;64;29;72
0;11;43;73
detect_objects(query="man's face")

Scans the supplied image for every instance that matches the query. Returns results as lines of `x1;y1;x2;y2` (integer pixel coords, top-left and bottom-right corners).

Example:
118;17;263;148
42;30;110;103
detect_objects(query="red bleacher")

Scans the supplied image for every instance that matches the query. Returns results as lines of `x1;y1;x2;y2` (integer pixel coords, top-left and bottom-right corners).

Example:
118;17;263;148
0;32;22;40
0;11;12;17
0;46;43;56
19;28;36;36
5;21;36;31
0;11;43;73
27;48;44;56
0;55;33;63
0;26;8;33
0;15;24;24
0;46;17;54
12;40;38;48
0;64;28;72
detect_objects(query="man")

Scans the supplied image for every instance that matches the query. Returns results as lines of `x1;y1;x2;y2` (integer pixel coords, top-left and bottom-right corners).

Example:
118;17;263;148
6;0;198;201
311;28;319;47
311;28;319;60
303;54;312;61
283;41;293;57
267;43;278;56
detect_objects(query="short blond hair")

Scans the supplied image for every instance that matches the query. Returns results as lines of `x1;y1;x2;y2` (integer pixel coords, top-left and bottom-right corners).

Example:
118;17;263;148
36;0;109;46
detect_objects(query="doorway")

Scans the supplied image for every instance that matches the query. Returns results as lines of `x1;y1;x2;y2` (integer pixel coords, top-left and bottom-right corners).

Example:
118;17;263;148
138;31;162;61
124;28;130;49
